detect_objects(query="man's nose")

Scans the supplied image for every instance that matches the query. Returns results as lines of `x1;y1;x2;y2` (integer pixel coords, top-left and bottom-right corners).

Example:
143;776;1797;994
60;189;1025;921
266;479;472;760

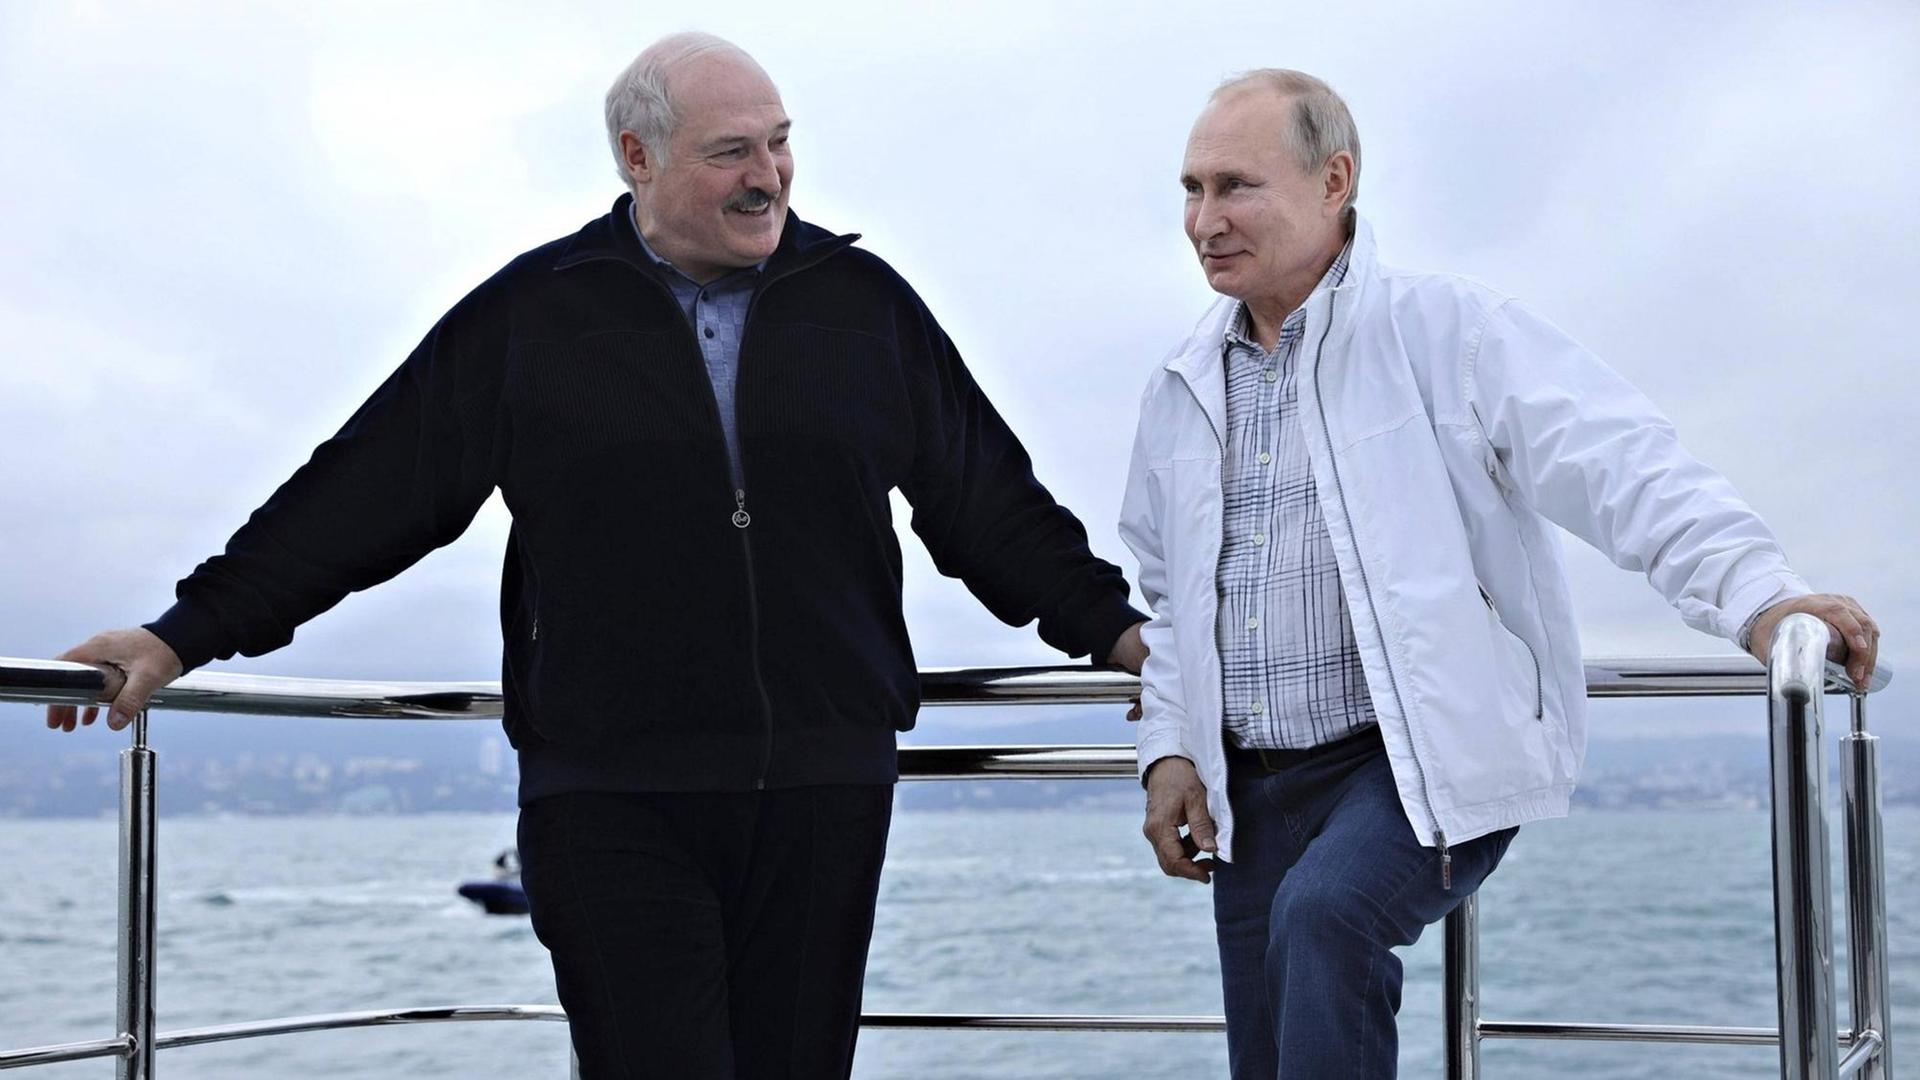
744;145;782;195
1192;194;1228;242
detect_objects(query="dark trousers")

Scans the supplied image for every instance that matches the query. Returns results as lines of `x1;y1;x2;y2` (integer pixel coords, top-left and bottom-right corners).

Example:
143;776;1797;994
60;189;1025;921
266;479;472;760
518;785;894;1079
1212;727;1516;1079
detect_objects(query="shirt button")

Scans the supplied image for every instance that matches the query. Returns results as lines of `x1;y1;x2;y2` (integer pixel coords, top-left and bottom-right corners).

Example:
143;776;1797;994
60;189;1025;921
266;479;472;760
704;327;715;339
1249;701;1265;716
1264;369;1278;383
1257;451;1272;466
1246;617;1260;631
1252;533;1267;546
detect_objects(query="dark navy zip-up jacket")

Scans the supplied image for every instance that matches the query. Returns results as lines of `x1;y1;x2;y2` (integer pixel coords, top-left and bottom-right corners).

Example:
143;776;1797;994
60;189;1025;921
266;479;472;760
145;197;1144;799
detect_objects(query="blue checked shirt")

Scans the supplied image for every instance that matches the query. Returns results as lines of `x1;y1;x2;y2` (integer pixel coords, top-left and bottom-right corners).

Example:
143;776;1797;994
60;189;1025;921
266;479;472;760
631;214;759;488
1216;241;1379;750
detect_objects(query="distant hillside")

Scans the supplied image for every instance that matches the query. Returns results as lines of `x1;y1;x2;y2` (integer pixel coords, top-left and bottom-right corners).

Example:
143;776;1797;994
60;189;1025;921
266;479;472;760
3;694;1910;818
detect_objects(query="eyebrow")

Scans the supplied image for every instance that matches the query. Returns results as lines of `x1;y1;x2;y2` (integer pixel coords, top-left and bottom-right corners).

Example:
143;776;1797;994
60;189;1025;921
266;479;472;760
1180;169;1249;187
701;121;793;154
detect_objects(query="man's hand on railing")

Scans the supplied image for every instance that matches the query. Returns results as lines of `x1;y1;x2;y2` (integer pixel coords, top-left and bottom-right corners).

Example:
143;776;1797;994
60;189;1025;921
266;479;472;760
1143;756;1216;883
1746;594;1880;690
1107;621;1149;675
1108;620;1149;721
44;628;183;732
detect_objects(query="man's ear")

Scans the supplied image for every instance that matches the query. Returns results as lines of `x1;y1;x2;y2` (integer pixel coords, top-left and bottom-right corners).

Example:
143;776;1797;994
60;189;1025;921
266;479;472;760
1321;150;1355;214
619;131;655;185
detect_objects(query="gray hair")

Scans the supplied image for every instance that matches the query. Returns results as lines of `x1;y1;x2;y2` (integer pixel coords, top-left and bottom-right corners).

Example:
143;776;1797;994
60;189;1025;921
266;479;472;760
604;32;745;183
1215;69;1362;210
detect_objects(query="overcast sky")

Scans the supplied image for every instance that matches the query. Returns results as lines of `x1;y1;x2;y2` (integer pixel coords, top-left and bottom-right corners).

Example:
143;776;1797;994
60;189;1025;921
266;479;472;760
3;1;1915;742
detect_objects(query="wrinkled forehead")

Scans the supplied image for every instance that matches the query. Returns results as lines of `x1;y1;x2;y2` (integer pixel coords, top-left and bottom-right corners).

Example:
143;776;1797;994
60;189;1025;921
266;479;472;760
1183;91;1294;173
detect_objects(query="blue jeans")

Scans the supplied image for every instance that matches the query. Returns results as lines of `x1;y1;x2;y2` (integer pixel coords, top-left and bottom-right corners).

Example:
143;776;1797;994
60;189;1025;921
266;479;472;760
1212;725;1516;1079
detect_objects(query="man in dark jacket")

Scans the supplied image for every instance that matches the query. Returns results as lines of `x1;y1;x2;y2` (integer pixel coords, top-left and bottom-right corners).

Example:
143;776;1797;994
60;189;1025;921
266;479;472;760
47;32;1147;1078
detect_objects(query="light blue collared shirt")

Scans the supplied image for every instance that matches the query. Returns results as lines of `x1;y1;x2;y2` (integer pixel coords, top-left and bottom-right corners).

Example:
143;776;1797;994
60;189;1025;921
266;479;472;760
631;213;761;489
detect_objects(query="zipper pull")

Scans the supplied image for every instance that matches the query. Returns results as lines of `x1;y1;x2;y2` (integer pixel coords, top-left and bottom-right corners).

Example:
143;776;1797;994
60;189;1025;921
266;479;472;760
531;617;539;642
1437;830;1452;891
731;489;752;529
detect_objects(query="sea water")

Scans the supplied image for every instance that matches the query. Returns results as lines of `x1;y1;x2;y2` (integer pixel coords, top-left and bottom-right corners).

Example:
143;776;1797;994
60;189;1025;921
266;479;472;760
1;805;1913;1078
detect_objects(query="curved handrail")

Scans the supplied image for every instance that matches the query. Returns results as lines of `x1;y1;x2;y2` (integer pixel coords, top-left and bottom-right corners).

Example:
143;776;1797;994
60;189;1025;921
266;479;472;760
899;745;1133;779
0;654;1891;717
0;1008;1234;1069
0;1008;1875;1071
0;1036;132;1070
1769;613;1843;1078
1772;614;1835;705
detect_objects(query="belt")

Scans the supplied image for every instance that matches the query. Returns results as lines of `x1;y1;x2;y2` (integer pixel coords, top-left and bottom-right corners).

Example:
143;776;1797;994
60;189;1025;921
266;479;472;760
1225;723;1382;775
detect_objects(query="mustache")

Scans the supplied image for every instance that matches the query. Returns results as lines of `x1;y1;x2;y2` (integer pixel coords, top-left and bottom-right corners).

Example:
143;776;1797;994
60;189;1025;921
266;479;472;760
729;188;778;212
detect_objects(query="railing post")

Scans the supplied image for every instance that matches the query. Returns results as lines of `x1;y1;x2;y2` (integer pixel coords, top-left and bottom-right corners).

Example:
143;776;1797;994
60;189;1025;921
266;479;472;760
117;709;156;1080
1842;691;1892;1080
1443;896;1481;1080
1767;615;1840;1079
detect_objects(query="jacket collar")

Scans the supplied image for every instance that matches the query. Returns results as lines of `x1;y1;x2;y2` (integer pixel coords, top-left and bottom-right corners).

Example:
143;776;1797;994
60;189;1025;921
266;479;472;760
1164;210;1378;434
553;193;860;281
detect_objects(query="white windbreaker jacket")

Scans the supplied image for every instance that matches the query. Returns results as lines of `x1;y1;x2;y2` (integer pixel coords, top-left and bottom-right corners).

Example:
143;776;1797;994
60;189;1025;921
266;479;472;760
1120;215;1808;866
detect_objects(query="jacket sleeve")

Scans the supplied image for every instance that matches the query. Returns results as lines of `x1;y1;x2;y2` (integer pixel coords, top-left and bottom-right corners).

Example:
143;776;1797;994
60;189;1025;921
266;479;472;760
1467;298;1809;642
143;294;507;672
898;307;1145;662
1116;379;1189;782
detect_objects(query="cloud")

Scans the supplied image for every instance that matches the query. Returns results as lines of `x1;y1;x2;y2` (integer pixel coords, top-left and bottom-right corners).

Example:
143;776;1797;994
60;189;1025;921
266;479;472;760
2;0;1913;722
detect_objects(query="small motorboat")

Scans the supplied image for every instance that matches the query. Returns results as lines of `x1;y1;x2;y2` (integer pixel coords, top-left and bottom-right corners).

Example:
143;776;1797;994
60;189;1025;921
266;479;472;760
457;848;529;915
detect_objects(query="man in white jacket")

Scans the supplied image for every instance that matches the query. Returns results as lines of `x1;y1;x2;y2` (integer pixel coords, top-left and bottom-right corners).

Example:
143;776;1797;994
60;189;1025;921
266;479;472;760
1119;69;1879;1078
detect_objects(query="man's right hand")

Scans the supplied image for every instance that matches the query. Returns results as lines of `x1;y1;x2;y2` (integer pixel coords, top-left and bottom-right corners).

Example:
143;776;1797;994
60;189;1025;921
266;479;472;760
45;628;183;732
1142;755;1217;883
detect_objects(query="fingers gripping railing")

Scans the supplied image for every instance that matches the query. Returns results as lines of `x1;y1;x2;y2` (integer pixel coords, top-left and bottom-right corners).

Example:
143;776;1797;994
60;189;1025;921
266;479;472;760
1443;613;1894;1079
0;648;1896;1077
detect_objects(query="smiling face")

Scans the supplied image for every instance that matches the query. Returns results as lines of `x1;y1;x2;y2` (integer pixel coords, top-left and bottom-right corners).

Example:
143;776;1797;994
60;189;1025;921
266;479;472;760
623;50;792;283
1181;86;1351;318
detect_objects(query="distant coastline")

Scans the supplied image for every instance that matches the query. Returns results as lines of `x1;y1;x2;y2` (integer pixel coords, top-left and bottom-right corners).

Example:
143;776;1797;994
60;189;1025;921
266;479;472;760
3;732;1909;818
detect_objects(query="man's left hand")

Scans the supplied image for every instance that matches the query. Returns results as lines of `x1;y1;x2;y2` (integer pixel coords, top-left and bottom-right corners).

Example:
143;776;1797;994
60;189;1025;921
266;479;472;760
1746;594;1880;690
1108;620;1149;721
1108;620;1149;675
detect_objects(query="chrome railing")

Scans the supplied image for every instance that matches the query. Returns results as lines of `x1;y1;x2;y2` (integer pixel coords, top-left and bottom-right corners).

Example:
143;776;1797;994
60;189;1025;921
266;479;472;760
0;617;1894;1077
1439;616;1894;1080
